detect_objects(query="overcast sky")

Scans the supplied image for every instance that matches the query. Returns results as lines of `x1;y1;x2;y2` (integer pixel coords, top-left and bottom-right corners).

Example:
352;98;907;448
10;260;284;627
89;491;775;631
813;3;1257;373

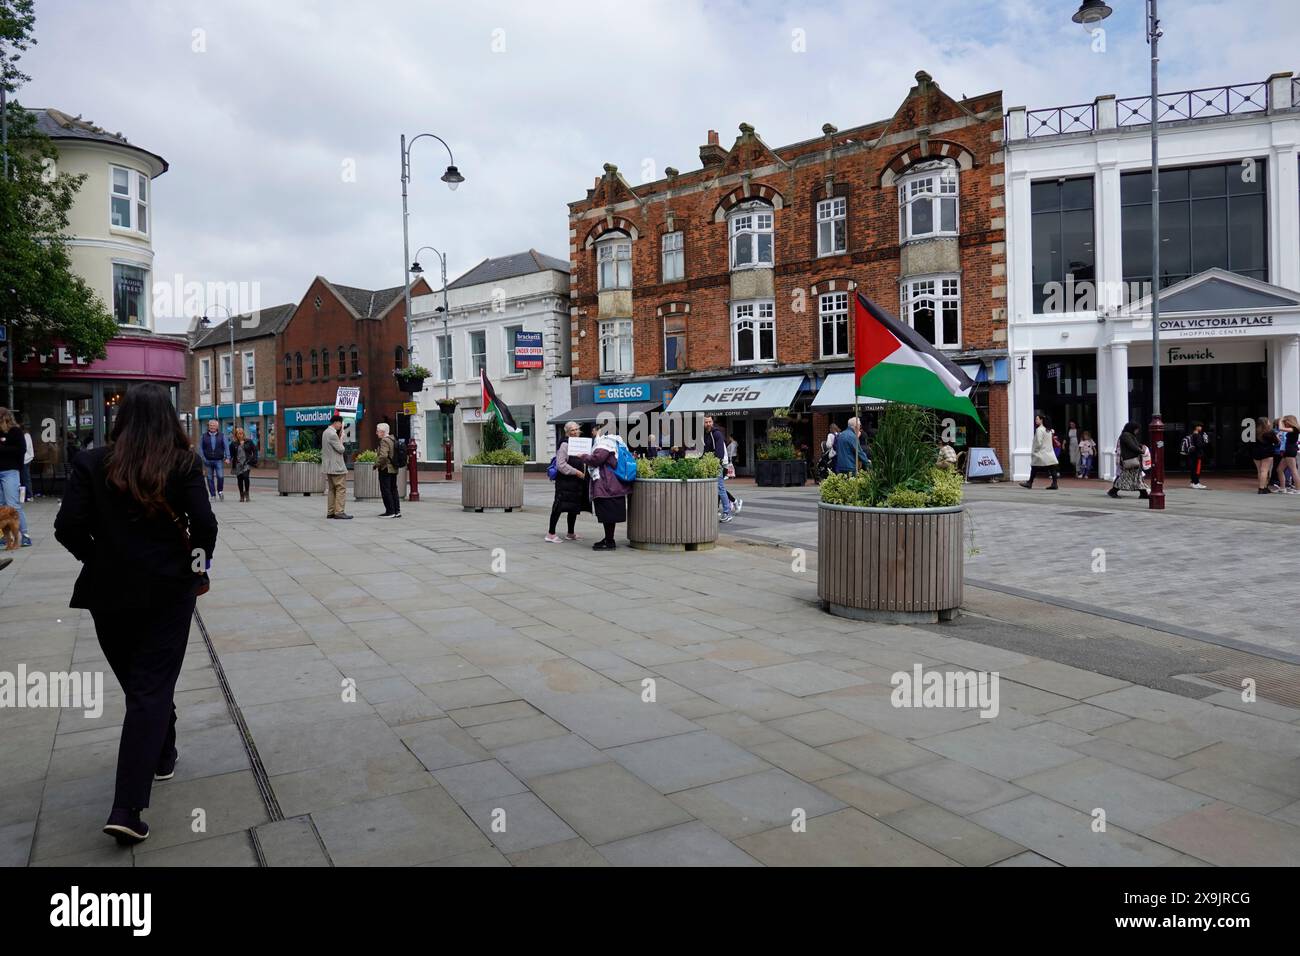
20;0;1300;332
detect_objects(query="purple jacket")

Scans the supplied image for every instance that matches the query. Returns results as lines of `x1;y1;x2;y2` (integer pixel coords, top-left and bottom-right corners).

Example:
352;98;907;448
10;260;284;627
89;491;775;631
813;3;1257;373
585;443;631;499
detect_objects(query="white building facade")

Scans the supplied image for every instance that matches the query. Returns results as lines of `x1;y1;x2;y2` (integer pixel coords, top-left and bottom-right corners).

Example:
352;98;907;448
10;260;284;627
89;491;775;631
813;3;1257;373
410;250;570;465
1004;72;1300;480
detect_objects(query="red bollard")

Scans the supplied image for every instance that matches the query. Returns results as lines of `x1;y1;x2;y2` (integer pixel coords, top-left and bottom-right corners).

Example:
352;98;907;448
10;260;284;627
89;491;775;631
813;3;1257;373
407;434;420;502
1148;414;1165;510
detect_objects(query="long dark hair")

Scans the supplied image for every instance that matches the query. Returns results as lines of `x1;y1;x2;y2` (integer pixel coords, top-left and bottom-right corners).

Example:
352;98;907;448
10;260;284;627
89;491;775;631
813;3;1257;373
104;384;196;515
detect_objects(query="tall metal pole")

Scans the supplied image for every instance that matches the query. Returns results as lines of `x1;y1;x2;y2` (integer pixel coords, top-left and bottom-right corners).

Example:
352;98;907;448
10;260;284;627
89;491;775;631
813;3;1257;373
441;252;454;481
3;47;12;411
399;134;420;501
1147;0;1165;510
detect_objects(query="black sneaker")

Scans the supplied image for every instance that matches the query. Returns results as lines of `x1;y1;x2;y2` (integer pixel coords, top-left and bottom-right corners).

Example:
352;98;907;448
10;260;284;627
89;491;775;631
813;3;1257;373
335;513;354;520
1107;488;1120;498
378;512;394;518
393;512;402;518
103;808;150;846
592;540;616;551
155;749;178;781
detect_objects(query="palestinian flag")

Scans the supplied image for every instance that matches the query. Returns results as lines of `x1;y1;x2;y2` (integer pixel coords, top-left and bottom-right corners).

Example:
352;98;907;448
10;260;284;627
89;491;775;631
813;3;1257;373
481;370;524;445
854;293;981;424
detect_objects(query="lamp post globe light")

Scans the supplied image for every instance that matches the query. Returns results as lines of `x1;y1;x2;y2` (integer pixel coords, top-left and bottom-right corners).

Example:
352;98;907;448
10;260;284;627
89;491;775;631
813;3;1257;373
1071;0;1164;509
410;245;456;481
399;132;463;501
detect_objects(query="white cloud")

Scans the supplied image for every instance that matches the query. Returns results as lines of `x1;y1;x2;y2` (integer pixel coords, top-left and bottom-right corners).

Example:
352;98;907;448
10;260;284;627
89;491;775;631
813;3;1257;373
20;0;1300;331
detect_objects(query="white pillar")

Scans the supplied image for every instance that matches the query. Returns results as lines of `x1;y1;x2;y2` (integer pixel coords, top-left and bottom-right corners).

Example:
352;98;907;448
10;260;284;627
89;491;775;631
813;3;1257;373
1096;158;1124;312
1104;343;1128;480
1009;346;1035;480
1279;334;1300;417
1095;344;1112;478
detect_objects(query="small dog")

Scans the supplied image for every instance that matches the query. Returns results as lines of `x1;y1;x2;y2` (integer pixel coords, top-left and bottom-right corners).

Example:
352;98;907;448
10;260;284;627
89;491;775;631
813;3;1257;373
0;507;20;550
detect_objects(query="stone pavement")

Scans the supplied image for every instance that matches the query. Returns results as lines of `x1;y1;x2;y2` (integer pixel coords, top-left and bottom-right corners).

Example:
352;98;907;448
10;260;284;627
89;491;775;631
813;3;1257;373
2;482;1300;867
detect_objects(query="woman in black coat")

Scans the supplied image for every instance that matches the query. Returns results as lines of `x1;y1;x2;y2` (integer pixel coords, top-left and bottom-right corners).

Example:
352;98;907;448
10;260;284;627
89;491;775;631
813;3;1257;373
545;420;590;542
1108;422;1148;499
54;383;218;846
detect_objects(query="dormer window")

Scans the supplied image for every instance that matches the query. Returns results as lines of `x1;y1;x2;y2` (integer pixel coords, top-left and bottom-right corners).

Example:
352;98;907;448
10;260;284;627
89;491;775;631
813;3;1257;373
729;202;774;269
596;235;632;290
898;161;958;242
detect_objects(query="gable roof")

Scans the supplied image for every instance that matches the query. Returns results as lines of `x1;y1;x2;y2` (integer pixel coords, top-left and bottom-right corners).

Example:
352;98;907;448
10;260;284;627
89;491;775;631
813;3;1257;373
447;250;570;290
192;304;296;348
326;282;408;319
1120;268;1300;316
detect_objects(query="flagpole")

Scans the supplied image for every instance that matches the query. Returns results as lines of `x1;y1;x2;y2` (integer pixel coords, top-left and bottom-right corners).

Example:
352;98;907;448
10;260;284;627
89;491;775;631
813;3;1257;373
853;396;860;476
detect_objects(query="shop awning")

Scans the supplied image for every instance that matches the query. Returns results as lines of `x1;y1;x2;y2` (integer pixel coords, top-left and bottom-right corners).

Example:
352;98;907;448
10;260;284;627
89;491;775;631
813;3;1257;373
548;401;660;425
663;375;804;414
810;372;887;409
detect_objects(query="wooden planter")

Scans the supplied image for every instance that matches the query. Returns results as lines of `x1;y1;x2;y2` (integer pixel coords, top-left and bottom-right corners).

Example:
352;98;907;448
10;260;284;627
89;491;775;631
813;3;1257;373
755;459;807;487
353;462;408;500
817;503;964;623
462;464;524;511
278;460;325;496
627;478;718;551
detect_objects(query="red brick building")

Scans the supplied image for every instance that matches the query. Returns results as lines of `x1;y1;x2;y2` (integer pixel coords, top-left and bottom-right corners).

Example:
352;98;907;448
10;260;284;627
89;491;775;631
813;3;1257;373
566;71;1009;471
276;276;431;455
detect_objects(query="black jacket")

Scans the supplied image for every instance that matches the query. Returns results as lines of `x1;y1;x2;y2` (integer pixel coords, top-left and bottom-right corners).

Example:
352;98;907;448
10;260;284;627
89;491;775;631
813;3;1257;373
0;426;24;472
1118;431;1144;464
54;446;218;609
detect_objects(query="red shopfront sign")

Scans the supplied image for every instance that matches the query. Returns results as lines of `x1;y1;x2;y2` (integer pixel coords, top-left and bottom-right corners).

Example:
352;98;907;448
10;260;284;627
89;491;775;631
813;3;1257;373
13;336;187;382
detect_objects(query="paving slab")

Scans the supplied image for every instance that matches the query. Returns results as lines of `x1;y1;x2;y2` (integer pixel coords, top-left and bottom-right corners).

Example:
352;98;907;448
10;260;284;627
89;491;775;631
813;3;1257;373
312;787;490;866
917;725;1081;780
881;804;1025;867
972;794;1183;866
669;769;844;840
1014;757;1216;832
735;807;958;867
463;792;578;855
598;821;761;867
606;731;769;794
1142;802;1300;866
886;759;1028;816
529;762;694;846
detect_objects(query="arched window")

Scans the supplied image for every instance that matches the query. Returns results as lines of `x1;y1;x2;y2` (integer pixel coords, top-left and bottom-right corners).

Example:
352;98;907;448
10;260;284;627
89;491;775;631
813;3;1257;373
728;201;774;270
338;347;346;378
395;345;405;369
284;353;291;384
898;160;958;242
295;352;303;381
310;349;319;379
596;234;632;290
322;347;330;378
350;345;359;376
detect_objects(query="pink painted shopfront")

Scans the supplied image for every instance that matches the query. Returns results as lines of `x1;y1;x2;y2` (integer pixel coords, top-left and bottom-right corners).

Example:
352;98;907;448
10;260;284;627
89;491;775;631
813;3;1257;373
10;330;187;492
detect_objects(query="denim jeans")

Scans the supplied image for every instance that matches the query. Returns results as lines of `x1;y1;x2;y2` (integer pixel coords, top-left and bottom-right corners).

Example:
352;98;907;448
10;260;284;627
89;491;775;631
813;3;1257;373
717;473;730;516
203;459;224;496
0;469;27;535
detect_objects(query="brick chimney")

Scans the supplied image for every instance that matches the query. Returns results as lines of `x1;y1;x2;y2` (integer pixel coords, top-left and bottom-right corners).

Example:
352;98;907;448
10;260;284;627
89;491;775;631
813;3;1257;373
699;129;728;168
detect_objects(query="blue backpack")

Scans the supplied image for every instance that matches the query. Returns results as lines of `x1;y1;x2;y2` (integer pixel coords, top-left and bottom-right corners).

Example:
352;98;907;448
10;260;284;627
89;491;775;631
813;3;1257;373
547;456;558;481
613;442;638;483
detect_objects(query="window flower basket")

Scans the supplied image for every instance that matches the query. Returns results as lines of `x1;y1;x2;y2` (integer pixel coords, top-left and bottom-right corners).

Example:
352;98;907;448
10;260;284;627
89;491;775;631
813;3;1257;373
394;364;431;393
435;397;459;415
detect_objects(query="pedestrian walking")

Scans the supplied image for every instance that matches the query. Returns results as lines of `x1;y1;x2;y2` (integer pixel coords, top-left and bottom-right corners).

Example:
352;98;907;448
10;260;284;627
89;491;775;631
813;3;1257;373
1251;417;1279;494
1021;414;1060;489
52;383;218;846
546;421;589;542
323;415;351;519
0;408;32;547
835;417;871;474
1108;422;1149;499
701;415;733;523
20;419;35;499
230;427;258;502
1181;422;1210;489
721;428;742;514
583;431;632;550
374;423;402;517
1078;431;1097;478
1276;415;1299;494
199;420;229;500
1067;420;1080;477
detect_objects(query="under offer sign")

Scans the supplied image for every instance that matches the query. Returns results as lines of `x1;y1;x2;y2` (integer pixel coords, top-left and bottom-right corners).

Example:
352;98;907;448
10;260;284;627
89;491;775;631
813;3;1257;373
513;330;543;371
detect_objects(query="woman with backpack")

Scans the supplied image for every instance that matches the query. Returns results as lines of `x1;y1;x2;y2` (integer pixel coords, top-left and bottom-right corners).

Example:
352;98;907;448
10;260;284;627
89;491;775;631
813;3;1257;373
546;421;589;543
582;431;633;551
230;427;259;502
1020;413;1059;489
1275;415;1299;494
1108;422;1148;499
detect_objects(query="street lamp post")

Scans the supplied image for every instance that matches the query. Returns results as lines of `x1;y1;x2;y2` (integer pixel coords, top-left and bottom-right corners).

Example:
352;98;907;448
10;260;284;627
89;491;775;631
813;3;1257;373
1074;0;1164;509
400;133;463;502
411;247;455;480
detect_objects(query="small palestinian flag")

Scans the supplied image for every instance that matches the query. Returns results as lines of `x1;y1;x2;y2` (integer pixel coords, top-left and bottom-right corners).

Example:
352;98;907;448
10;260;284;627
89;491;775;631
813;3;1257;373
854;293;981;424
481;370;524;445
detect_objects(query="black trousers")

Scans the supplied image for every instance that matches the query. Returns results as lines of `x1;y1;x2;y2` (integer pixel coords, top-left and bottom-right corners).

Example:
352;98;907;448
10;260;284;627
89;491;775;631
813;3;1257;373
549;501;579;535
236;472;251;497
379;470;401;514
91;595;196;809
1025;465;1059;486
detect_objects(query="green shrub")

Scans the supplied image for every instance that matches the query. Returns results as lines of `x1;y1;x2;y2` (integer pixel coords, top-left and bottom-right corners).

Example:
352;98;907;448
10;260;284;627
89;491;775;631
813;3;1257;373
757;424;796;461
354;450;378;463
818;408;965;510
481;413;507;454
884;488;929;509
819;472;870;507
289;449;322;463
926;467;964;507
294;428;317;456
638;453;721;480
467;448;526;466
394;364;432;381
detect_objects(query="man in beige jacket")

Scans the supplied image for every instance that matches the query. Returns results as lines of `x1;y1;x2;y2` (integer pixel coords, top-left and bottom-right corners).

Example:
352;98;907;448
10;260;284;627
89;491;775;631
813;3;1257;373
322;414;352;519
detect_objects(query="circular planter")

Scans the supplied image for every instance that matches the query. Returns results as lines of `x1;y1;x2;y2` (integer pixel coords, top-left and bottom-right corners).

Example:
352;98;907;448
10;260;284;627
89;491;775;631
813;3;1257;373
278;460;325;496
462;464;524;511
755;459;807;487
353;461;408;501
627;478;718;551
817;502;964;624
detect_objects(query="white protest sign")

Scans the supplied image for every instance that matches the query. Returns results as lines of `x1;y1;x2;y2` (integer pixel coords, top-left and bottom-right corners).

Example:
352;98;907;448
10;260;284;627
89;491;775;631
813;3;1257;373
566;437;593;458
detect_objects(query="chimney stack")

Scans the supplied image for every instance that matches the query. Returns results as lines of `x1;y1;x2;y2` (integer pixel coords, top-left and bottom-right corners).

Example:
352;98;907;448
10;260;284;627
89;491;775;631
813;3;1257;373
700;129;727;168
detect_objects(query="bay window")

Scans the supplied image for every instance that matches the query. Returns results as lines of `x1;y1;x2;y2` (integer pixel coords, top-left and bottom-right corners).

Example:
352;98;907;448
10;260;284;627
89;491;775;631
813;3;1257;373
597;236;632;290
732;300;775;364
599;320;633;375
901;276;961;349
899;162;958;242
729;203;774;269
